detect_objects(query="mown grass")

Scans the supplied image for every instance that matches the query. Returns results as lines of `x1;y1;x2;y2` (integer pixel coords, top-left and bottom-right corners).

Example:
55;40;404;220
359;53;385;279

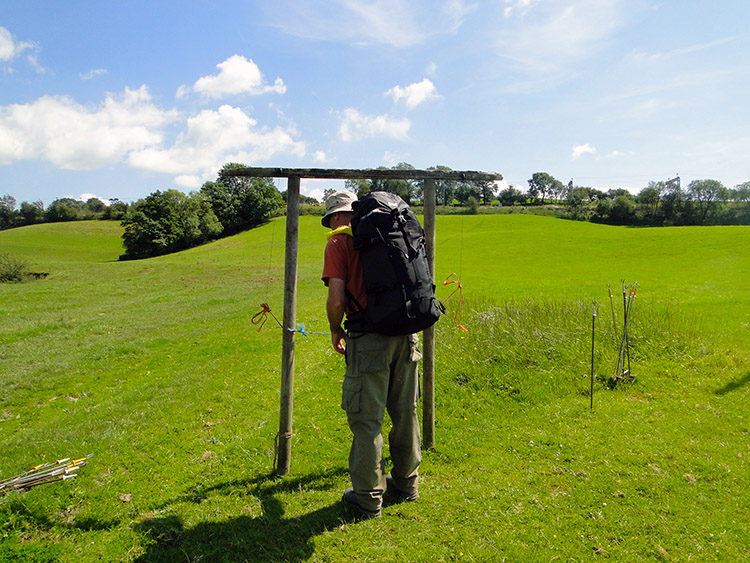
0;216;748;562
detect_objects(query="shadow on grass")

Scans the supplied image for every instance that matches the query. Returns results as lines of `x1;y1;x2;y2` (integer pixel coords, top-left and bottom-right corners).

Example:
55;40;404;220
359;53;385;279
134;467;353;563
714;371;750;396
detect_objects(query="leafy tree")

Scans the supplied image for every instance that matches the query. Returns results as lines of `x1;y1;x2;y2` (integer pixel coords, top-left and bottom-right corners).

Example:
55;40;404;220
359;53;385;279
527;172;563;204
660;182;685;225
732;181;750;202
476;180;498;206
687;179;726;224
0;194;17;230
102;199;129;220
454;181;480;204
565;187;591;217
594;198;613;221
202;163;283;235
121;190;187;259
191;191;223;244
284;193;321;205
344;179;371;198
46;198;83;222
498;186;526;206
637;183;662;221
589;188;607;201
606;188;632;200
19;201;45;225
381;162;418;204
608;195;636;224
427;165;456;206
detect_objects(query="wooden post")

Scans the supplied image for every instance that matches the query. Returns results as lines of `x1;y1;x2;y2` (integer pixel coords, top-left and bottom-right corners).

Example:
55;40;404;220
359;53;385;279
422;178;437;450
276;175;300;475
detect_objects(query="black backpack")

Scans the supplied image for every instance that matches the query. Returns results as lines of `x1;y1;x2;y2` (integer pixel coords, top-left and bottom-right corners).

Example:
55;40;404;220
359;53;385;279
345;191;445;335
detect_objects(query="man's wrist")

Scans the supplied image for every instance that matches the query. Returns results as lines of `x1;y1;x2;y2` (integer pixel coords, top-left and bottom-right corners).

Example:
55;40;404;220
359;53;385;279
330;325;343;333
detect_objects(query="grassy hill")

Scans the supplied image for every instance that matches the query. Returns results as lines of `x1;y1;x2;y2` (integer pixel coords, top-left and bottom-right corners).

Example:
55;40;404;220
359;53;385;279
1;216;748;561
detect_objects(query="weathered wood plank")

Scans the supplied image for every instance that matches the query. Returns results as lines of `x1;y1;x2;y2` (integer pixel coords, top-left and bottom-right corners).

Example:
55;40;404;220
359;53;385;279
224;166;503;182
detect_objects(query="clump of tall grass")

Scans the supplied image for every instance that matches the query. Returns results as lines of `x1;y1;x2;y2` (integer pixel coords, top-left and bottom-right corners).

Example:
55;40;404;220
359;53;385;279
0;253;31;283
435;295;706;400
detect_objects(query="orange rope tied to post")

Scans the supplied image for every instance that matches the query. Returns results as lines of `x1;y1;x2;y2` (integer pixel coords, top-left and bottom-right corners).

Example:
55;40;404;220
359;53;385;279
442;273;468;332
251;302;284;332
251;302;330;337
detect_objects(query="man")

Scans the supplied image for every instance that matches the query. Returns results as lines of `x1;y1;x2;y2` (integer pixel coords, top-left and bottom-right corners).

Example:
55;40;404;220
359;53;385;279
321;190;422;519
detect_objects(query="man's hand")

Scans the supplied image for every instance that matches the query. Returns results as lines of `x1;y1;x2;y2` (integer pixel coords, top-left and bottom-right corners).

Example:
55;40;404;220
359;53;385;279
327;278;347;354
331;326;347;354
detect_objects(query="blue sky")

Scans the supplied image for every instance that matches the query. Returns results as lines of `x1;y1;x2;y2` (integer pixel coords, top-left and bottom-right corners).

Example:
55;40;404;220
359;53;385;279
1;1;749;205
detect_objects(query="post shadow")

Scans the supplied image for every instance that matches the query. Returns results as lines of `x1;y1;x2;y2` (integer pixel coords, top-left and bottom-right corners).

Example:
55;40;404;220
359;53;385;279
134;467;354;563
714;371;750;396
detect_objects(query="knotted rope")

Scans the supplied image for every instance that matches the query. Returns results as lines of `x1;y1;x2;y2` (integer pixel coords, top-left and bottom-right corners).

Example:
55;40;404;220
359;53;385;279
251;303;330;337
442;273;468;332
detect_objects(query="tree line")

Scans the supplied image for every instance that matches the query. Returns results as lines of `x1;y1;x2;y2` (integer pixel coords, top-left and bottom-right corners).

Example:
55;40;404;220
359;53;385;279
2;164;749;260
0;195;130;229
341;162;499;206
527;174;750;227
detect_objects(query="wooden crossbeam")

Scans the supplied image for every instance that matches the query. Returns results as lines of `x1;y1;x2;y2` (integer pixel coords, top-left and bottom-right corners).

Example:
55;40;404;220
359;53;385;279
224;166;502;182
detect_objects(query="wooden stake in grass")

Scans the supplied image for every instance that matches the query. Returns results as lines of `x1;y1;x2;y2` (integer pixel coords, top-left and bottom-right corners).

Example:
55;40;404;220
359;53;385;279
607;283;618;341
423;177;437;450
590;301;596;409
276;175;300;476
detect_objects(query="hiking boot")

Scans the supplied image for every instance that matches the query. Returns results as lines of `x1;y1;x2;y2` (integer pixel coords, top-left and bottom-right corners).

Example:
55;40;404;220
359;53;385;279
342;489;382;519
386;474;419;502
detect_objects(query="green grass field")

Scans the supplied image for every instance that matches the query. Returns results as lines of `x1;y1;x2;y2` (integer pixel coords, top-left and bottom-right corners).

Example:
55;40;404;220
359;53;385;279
1;215;748;562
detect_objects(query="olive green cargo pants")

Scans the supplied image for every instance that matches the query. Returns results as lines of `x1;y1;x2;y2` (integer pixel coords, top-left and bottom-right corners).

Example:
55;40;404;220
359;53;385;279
341;332;422;512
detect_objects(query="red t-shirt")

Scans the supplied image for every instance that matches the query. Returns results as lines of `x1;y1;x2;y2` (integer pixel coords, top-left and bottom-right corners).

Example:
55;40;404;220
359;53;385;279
322;233;367;315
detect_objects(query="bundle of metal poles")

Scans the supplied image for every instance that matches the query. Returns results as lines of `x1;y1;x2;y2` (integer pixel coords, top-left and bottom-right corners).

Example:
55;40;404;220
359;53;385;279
0;455;92;494
611;281;638;383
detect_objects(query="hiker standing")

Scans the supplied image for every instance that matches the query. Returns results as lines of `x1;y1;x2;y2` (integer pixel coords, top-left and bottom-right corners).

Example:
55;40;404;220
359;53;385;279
321;190;422;519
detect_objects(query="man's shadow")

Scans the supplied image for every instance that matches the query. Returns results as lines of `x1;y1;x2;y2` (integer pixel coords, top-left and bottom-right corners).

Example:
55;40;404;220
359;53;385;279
134;467;354;563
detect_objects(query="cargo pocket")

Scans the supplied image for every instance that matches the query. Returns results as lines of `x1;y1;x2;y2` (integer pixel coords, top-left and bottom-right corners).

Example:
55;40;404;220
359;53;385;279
341;375;362;413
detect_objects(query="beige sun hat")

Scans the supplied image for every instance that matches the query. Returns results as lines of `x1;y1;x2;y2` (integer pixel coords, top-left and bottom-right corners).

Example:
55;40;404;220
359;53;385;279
321;190;357;228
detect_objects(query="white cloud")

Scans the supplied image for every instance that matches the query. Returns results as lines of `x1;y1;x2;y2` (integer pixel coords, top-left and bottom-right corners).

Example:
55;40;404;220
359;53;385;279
0;26;42;72
503;0;537;18
337;108;411;142
313;150;328;163
572;143;596;160
0;80;307;188
0;86;178;169
382;151;402;166
188;55;286;99
128;104;306;187
73;193;110;205
497;0;624;84
26;54;45;74
604;150;627;159
261;0;476;48
386;78;440;110
80;68;107;80
0;26;33;61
